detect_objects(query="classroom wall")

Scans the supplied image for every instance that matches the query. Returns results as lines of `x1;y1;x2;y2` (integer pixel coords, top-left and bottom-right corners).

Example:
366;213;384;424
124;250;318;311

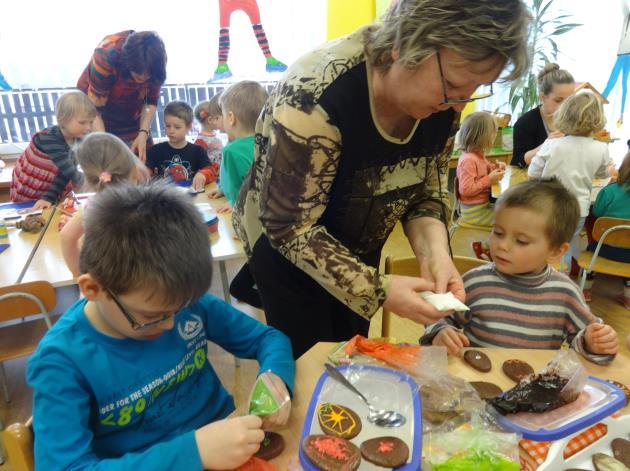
326;0;376;40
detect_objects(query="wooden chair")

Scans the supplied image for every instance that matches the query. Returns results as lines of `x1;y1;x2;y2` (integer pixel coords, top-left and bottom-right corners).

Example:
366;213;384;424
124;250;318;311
449;176;493;238
577;217;630;289
1;417;33;471
381;255;488;337
0;281;56;402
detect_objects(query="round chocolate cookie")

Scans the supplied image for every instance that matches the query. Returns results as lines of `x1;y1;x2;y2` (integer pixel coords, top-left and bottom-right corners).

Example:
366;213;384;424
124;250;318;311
612;438;630;467
360;436;409;468
317;403;362;439
470;381;503;400
606;379;630;405
463;349;492;372
302;434;361;471
592;452;629;471
502;359;535;382
254;432;285;461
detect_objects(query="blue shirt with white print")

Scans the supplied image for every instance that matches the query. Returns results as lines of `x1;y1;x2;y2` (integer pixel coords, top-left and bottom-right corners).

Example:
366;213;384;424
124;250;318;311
27;293;294;470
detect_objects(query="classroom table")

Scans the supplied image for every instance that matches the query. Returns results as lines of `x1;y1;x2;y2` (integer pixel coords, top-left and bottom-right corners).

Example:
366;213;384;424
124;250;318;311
0;187;245;303
263;342;630;470
491;165;612;202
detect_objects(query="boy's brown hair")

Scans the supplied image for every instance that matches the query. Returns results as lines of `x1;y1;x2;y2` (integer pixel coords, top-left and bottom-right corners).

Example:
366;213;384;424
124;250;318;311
79;182;213;306
220;81;268;132
495;178;580;248
164;101;194;126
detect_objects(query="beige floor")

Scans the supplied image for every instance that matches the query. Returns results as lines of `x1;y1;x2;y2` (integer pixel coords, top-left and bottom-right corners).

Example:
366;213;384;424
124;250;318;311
1;225;629;469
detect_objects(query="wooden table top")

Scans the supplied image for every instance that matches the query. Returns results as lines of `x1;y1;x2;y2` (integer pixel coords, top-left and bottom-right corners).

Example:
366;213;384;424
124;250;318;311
265;342;630;470
0;186;244;288
491;165;528;199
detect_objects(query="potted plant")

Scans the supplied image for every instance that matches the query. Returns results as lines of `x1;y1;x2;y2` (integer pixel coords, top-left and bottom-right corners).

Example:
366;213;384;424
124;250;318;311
508;0;581;118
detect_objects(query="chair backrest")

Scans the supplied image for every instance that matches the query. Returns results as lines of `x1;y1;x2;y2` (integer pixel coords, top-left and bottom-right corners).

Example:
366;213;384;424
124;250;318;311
0;281;56;323
1;417;34;471
592;217;630;249
380;255;488;337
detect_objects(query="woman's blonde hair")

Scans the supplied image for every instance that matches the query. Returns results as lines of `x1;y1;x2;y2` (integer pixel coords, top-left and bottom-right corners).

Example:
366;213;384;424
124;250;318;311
75;132;138;192
554;92;606;136
458;112;497;153
364;0;531;80
537;63;575;95
55;91;97;126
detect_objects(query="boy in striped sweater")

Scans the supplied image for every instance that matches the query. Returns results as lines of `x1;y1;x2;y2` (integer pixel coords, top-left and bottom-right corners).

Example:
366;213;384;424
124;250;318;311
421;178;619;364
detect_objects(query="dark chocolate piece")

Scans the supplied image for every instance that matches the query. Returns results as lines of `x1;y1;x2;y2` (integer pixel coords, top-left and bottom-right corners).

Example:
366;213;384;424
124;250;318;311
254;432;285;461
612;438;630;467
470;381;503;400
489;372;571;415
302;434;361;471
317;403;362;439
360;436;409;468
464;349;492;372
502;359;535;382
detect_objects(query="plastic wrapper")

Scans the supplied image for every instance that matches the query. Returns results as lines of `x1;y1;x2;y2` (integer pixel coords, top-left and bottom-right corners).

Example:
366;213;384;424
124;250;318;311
423;429;521;471
327;335;447;378
489;350;587;415
248;372;291;429
420;291;469;312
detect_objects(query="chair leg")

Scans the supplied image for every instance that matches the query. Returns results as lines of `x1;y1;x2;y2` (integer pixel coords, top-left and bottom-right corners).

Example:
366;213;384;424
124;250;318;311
0;362;10;403
578;268;588;290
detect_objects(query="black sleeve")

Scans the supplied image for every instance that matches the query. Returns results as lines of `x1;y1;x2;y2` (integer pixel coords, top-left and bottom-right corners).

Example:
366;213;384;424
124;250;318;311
511;108;546;168
34;132;77;203
191;144;211;172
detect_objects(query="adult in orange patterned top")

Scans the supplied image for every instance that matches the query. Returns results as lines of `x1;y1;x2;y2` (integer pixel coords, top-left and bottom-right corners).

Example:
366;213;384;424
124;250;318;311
77;31;167;162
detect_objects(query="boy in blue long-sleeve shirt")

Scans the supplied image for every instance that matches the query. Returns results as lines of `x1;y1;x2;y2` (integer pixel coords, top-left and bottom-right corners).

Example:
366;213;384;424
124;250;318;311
27;182;295;470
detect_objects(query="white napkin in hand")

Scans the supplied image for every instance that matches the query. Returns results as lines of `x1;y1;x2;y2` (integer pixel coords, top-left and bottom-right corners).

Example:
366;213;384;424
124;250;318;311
420;291;469;311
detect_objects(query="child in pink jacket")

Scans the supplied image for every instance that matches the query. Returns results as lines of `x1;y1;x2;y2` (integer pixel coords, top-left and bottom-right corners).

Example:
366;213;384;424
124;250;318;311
456;112;506;226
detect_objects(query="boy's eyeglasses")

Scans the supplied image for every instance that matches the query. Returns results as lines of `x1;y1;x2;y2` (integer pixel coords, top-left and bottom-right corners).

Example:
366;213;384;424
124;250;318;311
106;289;177;331
436;50;494;105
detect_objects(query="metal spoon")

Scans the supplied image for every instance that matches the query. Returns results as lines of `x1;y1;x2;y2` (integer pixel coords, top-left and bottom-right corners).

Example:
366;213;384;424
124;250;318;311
324;363;406;428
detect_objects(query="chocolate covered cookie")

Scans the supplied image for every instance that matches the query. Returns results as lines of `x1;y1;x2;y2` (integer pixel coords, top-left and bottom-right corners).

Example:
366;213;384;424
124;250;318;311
317;403;362;439
502;359;534;382
360;436;409;468
470;381;503;400
606;379;630;405
464;349;492;372
254;432;285;461
612;438;630;467
592;452;629;471
302;434;361;471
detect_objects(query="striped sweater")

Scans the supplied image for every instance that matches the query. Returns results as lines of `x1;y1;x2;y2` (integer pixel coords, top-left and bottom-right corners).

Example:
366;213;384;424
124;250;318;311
421;264;615;365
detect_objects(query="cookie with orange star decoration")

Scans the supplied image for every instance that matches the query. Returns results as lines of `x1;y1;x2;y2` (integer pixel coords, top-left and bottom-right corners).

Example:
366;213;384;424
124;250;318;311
302;434;361;471
360;436;409;468
317;403;362;439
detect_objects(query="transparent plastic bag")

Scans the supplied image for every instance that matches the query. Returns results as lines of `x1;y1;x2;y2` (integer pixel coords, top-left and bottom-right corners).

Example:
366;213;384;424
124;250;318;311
248;371;291;429
327;335;447;378
423;428;521;471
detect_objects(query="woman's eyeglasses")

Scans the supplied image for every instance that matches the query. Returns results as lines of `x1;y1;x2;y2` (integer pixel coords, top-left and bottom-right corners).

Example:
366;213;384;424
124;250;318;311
106;289;177;331
436;50;494;105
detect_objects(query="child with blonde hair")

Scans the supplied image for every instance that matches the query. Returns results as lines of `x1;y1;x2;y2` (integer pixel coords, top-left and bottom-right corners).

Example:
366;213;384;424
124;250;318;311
60;132;140;276
194;93;224;183
11;91;96;209
456;111;506;226
528;91;611;272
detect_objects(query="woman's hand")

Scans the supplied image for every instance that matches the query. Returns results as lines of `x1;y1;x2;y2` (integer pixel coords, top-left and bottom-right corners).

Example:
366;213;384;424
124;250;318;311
383;274;450;325
130;132;149;162
432;327;470;356
195;415;264;470
419;251;466;303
